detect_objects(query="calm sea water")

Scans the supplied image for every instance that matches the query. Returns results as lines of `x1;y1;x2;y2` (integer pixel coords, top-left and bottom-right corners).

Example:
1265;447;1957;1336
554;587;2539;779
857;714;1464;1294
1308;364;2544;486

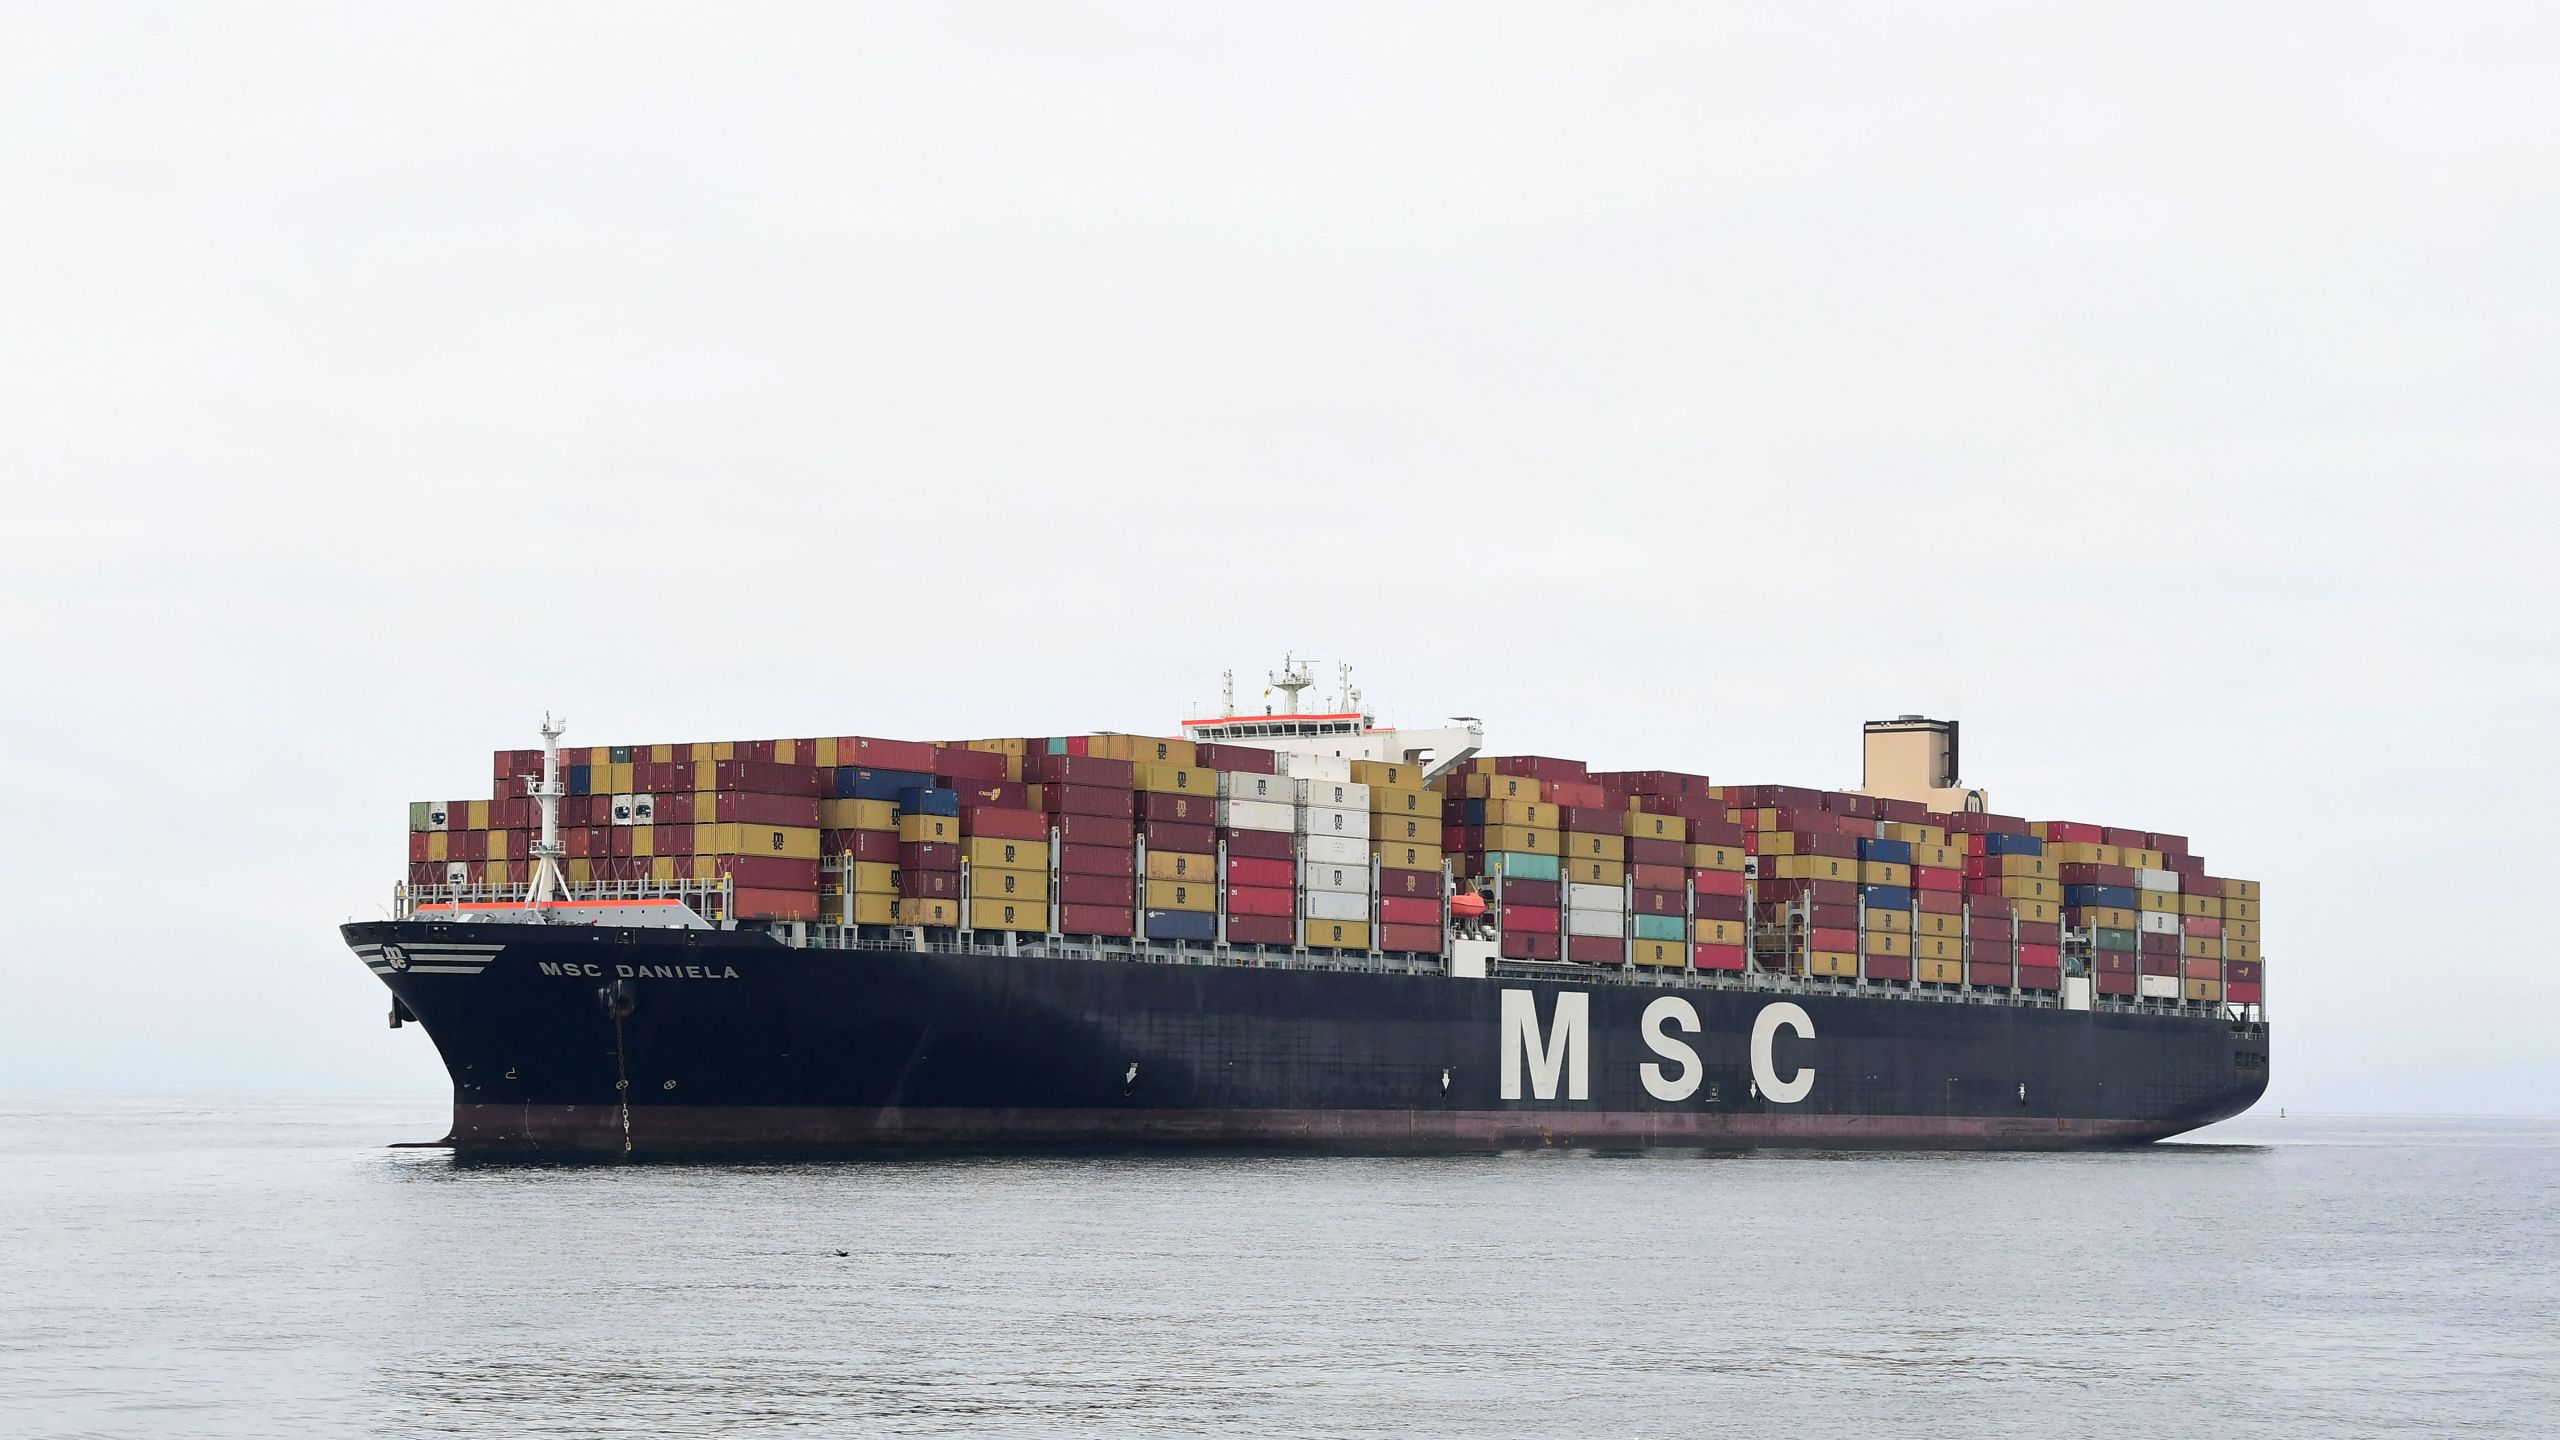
1;1098;2553;1438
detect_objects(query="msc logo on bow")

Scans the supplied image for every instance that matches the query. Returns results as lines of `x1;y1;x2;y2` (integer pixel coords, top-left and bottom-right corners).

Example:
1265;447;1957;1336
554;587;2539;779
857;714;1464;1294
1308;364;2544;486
381;944;411;972
1498;989;1816;1104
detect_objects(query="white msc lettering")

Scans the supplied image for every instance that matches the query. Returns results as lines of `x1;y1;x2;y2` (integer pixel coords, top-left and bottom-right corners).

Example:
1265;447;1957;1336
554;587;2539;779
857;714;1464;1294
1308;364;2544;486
1638;996;1703;1102
1499;989;1589;1101
1749;1001;1816;1104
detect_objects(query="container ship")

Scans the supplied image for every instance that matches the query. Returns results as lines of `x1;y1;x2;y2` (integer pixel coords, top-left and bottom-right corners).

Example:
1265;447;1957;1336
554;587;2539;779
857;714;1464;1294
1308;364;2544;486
345;660;2270;1155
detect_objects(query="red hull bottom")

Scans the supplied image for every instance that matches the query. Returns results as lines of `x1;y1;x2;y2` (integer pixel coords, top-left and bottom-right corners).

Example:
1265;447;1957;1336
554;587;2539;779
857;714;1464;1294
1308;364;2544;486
445;1103;2193;1156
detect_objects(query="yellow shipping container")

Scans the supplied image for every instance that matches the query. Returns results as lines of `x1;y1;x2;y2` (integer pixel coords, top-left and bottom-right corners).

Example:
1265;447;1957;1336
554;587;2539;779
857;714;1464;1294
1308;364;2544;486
964;737;1028;756
2009;898;2061;924
1089;734;1197;767
1984;854;2053;878
975;866;1049;902
1350;760;1421;789
1144;849;1215;882
812;738;839;766
1457;773;1541;802
650;743;675;764
1374;841;1444;872
1375;814;1444;846
1858;860;1910;887
1368;784;1431;816
1865;909;1909;933
1688;843;1747;872
1768;854;1856;882
898;813;959;845
895;896;957;926
1754;832;1804;854
1915;911;1960;937
1907;844;1959;870
820;798;899;830
1482;825;1557;855
846;861;898;895
464;799;488;830
1566;857;1626;887
625;828;647;859
2181;934;2219;958
1624;811;1688;842
1308;920;1371;951
425;833;449;862
2227;939;2260;962
1564;832;1625;862
1694;918;1745;946
1806;951;1859;978
1146;880;1216;913
2045;842;2123;866
697;823;822;860
2178;892;2222;918
1918;957;1962;985
650;856;678;884
1914;934;1960;963
1130;762;1213;795
2226;878;2263;902
2226;898;2261;924
481;830;509;861
962;836;1043;870
2122;847;2163;870
1479;799;1551;828
2186;978;2224;1002
967;898;1046;932
1996;875;2061;901
567;858;592;884
2228;919;2258;943
1864;931;1910;957
2075;906;2136;930
844;893;899;925
1630;938;1685;968
1880;821;1949;846
2136;890;2179;914
609;762;635;792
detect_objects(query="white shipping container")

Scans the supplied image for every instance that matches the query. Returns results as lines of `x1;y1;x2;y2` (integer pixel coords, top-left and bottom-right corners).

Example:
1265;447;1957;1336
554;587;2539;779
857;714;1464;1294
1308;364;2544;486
1566;909;1627;937
1567;882;1622;912
1295;805;1365;838
1217;771;1288;802
1302;833;1367;867
2137;868;2179;893
631;793;657;824
444;862;470;885
1303;861;1372;895
2140;911;2179;935
2138;974;2181;999
1301;889;1370;922
610;793;637;826
1272;752;1353;782
425;805;450;832
1216;798;1295;832
1293;779;1372;810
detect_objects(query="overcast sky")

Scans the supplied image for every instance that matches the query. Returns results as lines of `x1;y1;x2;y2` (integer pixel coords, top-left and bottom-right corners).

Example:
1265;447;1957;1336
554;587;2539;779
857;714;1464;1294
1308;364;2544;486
2;5;2552;1113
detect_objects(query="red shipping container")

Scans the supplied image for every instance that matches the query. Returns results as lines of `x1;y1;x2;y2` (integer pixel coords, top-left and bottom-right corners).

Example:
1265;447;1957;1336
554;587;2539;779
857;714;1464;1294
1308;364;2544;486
1136;792;1217;824
834;737;933;771
1488;754;1590;782
1141;821;1215;854
1862;955;1914;982
1964;937;2012;963
1060;903;1136;937
1567;936;1624;965
653;823;694;856
1691;942;1747;972
565;827;602;859
653;793;693;825
711;760;822;797
605;828;631;858
1966;908;2015;936
1633;887;1683;916
1214;913;1282;944
951;780;1031;809
2017;943;2061;968
2187;916;2223;938
1383;868;1446;899
1221;829;1294;862
1500;904;1560;934
1695;893;1747;922
1189;742;1277;774
1379;896;1439;926
1500;929;1563;962
2042;821;2104;843
709;854;819;890
1055;874;1134;907
1226;856;1293;889
1724;783;1821;809
822;829;897;862
1693;868;1746;897
1543;781;1604;808
1808;926;1856;952
2096;971;2136;996
2227;981;2262;1003
1224;885;1294;918
1440;824;1483;853
1024;754;1135;788
1497;877;1560;907
406;861;441;885
1916;889;1962;914
1053;814;1135;848
1040;783;1135;819
2015;923;2061;946
930;746;1009;782
1912;866;1961;893
1058;844;1135;878
899;842;959;871
2018;964;2061;991
2187;959;2226;983
1628;838;1684;868
962;805;1046;840
1967;961;2015;987
899;868;959;899
2094;952;2135;975
1380;922;1441;953
698;792;821;827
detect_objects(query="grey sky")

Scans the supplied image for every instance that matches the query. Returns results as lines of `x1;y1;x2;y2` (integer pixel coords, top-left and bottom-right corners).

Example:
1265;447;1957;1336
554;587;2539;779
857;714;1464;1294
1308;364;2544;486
2;6;2552;1112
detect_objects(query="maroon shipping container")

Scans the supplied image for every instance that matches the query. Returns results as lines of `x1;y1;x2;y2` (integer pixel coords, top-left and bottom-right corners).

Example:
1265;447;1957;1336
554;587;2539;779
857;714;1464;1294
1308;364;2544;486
1964;937;2012;964
1225;913;1293;945
1498;877;1561;908
1052;874;1132;907
708;855;819;890
1135;792;1217;825
1628;839;1684;869
1824;791;1877;820
1944;811;2032;835
1060;903;1136;938
1220;828;1294;862
1874;797;1928;824
1723;784;1823;809
930;746;1010;783
1057;843;1135;879
1784;831;1859;859
1695;893;1748;922
898;842;959;872
652;793;693;825
2188;959;2227;984
2139;954;2182;976
2017;964;2061;991
898;868;959;899
603;829;629;859
1965;908;2015;937
1189;742;1278;774
1224;885;1294;918
1041;783;1135;819
1053;814;1135;848
833;736;933;771
1693;868;1747;897
1633;887;1683;917
407;861;441;885
1691;820;1746;847
1380;922;1442;954
1966;961;2015;987
950;780;1030;810
1382;868;1446;899
697;792;821;827
1619;769;1714;797
961;805;1046;840
1916;888;1962;914
1225;856;1293;889
710;759;822;797
2015;923;2061;946
2139;932;2178;956
1141;821;1215;854
1557;805;1619;833
1500;904;1561;935
1758;876;1856;905
1567;936;1625;965
2093;952;2135;975
826;829;900;863
2146;831;2190;854
1808;926;1857;952
1379;896;1440;927
1863;955;1914;982
2042;820;2104;843
1500;929;1563;962
1487;754;1590;782
2059;862;2138;886
2226;960;2261;984
1024;754;1135;788
656;823;696;856
2095;971;2136;997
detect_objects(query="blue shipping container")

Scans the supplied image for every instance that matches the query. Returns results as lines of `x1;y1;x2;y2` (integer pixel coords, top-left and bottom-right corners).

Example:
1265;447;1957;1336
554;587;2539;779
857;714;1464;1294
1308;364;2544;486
567;764;593;796
1861;885;1914;911
1983;833;2045;856
1143;909;1217;942
837;766;933;800
2064;884;2138;909
1858;837;1913;865
898;786;961;817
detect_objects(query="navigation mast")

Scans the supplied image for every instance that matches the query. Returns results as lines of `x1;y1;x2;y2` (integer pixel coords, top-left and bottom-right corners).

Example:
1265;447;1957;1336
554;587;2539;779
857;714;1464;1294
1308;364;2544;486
525;714;571;908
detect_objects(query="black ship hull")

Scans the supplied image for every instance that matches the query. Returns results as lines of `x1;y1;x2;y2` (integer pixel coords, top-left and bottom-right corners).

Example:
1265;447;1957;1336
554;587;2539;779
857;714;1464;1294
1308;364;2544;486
344;920;2269;1156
